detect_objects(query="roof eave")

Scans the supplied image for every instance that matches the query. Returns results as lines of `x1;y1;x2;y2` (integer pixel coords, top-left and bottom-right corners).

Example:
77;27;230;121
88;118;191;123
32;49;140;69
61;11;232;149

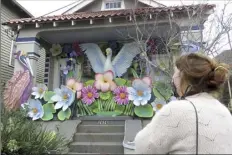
2;4;216;26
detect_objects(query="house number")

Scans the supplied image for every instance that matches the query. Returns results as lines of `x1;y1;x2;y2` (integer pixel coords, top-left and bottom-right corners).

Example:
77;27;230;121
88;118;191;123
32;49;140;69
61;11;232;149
98;120;108;125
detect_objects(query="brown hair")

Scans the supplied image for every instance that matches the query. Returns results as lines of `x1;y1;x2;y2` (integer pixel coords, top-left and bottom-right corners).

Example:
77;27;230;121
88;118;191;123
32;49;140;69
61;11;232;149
175;53;229;95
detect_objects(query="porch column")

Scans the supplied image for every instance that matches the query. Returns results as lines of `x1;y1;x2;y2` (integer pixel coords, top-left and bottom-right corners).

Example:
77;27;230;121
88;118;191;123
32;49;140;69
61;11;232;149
14;37;40;84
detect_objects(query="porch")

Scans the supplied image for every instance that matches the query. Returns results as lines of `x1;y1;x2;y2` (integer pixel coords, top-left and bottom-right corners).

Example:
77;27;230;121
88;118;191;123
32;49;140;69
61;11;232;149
2;5;213;120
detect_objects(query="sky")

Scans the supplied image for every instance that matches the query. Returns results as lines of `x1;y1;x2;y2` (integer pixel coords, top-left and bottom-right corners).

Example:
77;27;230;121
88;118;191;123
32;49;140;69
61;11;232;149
16;0;232;54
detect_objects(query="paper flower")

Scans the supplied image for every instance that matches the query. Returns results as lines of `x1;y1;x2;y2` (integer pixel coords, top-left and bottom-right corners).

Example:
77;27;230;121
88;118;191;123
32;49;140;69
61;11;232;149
60;65;72;75
81;86;99;105
66;78;83;99
72;42;83;56
31;83;48;99
127;77;152;106
50;44;62;56
94;71;117;92
69;51;77;58
113;86;129;105
51;85;75;111
151;98;166;111
27;99;44;121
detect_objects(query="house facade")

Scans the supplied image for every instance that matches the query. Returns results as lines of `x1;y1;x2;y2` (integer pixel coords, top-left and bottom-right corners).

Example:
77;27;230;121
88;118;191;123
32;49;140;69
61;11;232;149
3;0;215;90
1;0;47;92
1;0;32;90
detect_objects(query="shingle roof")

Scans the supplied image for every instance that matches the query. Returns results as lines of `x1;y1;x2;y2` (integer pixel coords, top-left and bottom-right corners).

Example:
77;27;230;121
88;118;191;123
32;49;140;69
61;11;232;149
2;4;215;26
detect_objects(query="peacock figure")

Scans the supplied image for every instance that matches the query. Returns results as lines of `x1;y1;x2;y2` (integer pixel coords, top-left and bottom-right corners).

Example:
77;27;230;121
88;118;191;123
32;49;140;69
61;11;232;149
4;50;34;110
80;42;141;78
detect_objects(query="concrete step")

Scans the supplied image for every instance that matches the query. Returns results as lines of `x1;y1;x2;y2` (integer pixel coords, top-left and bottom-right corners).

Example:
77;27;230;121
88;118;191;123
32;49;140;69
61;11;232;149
69;142;124;153
76;125;124;133
80;120;125;125
74;133;124;142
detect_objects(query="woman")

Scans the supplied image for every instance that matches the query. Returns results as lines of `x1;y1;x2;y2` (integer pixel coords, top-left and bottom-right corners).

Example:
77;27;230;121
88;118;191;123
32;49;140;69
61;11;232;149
134;53;232;154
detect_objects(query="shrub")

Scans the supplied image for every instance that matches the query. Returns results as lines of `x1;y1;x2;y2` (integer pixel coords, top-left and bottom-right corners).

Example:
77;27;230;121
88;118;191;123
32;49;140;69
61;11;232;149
1;109;68;155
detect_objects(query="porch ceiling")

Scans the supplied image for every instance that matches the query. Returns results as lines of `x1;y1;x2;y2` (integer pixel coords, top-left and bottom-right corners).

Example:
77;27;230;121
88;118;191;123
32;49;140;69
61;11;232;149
39;23;179;44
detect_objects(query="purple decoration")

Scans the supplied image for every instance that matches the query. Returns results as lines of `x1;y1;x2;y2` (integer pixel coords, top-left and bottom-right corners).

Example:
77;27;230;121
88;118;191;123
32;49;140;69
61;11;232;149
113;86;129;105
72;42;83;56
21;77;33;105
81;86;99;105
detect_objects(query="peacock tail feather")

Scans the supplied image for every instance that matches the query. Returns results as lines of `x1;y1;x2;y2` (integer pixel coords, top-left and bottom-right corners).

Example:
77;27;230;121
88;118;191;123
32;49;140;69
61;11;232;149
3;70;31;110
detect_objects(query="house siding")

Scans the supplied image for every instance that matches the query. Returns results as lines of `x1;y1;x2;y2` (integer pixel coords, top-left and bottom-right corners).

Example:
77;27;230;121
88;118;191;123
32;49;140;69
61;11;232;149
1;3;46;92
1;4;20;89
77;0;150;12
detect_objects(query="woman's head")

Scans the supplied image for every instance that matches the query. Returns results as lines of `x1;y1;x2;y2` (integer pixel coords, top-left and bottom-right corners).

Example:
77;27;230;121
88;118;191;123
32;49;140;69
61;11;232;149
172;53;229;97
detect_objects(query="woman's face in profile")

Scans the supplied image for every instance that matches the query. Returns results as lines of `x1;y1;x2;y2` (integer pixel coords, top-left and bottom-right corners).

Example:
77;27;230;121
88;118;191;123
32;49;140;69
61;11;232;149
172;67;182;96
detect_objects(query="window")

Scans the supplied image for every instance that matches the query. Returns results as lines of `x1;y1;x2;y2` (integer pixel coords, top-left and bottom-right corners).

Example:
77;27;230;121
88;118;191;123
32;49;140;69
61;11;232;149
102;0;124;10
9;40;17;67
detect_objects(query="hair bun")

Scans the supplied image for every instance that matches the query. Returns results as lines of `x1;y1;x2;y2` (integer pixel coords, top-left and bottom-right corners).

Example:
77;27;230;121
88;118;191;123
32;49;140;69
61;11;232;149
208;63;229;86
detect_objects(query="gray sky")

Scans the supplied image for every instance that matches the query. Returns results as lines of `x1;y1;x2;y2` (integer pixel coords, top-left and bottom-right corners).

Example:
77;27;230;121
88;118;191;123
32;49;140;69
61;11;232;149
16;0;232;53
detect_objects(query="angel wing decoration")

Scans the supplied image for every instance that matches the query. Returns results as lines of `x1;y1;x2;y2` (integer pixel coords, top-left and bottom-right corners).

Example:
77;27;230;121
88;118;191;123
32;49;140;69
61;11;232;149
80;42;141;77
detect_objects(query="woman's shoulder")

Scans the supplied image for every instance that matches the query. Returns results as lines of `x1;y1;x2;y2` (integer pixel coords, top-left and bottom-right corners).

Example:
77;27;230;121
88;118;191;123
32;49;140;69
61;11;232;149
153;99;193;121
161;99;193;112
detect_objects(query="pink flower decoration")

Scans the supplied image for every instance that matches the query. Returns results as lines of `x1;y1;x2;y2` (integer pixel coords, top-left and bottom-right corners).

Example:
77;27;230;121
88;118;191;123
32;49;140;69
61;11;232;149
81;86;99;105
113;86;129;105
94;70;117;92
66;78;83;99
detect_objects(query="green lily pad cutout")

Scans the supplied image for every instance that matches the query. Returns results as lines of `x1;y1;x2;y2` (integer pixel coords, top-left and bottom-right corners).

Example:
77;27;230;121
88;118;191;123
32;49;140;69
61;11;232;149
93;110;122;117
154;82;173;100
42;103;56;121
153;87;164;100
100;92;111;100
85;80;95;86
114;78;127;86
44;91;55;103
115;104;125;113
57;108;72;121
125;80;132;87
134;104;154;118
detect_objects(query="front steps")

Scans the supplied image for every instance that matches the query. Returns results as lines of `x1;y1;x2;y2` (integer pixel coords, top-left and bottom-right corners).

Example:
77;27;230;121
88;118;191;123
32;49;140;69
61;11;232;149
67;120;125;154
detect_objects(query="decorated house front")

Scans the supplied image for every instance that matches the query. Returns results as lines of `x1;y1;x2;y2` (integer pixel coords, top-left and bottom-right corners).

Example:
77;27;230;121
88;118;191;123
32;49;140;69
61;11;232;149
2;0;215;121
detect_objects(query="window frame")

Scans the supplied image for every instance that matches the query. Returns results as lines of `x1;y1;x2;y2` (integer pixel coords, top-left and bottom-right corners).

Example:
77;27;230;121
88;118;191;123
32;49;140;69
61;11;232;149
101;0;125;11
9;40;17;67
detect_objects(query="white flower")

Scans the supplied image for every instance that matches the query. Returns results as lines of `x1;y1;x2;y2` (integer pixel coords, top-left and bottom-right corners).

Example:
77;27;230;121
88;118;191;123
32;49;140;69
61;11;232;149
151;98;166;112
51;85;75;111
27;99;44;121
31;83;48;99
50;44;62;56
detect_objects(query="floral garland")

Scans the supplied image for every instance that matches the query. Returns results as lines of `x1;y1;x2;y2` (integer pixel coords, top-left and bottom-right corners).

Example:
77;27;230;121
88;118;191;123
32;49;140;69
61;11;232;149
22;70;176;121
